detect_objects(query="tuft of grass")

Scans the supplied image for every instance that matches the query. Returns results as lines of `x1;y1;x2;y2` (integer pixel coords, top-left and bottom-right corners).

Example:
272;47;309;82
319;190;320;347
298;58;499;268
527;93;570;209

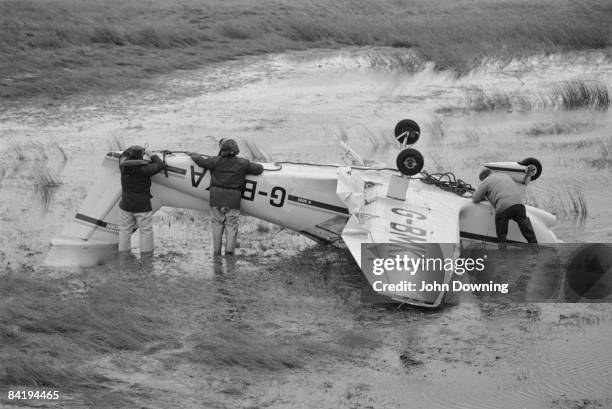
526;121;592;136
1;354;108;388
173;323;379;371
553;80;610;110
538;138;602;151
176;325;302;371
465;79;610;113
31;168;63;210
466;87;532;112
525;184;588;224
1;0;611;100
1;275;169;354
0;273;177;401
591;158;612;169
242;140;272;162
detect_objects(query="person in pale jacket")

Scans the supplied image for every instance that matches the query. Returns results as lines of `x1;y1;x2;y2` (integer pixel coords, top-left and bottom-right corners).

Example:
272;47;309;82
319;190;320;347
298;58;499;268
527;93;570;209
472;168;538;248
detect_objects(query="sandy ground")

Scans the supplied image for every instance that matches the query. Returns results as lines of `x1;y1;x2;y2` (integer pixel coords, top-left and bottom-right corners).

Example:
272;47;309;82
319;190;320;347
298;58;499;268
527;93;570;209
1;47;612;408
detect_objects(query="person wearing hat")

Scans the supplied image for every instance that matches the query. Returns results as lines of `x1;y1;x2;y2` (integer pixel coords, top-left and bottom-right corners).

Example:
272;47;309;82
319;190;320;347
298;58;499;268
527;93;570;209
188;139;264;256
472;168;538;248
118;145;166;254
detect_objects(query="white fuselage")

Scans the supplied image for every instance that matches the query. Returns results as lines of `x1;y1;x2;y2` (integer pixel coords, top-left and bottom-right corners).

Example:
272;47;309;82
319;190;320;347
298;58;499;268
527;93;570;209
53;151;559;249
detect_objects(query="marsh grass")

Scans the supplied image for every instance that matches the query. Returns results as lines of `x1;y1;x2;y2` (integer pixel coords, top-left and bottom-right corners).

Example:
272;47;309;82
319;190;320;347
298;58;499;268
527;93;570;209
1;354;109;388
32;168;63;209
466;87;532;112
465;80;610;112
173;323;378;371
0;274;171;390
526;121;593;136
3;142;67;209
176;325;302;370
554;80;610;110
525;185;588;224
1;0;611;100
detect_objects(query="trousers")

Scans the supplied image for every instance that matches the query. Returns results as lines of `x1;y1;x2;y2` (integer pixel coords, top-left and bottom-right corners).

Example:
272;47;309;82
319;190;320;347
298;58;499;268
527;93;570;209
118;208;154;253
211;206;240;254
495;204;538;245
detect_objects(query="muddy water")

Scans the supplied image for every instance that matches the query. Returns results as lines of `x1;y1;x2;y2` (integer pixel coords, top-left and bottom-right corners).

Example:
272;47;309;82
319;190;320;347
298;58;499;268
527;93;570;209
1;47;612;408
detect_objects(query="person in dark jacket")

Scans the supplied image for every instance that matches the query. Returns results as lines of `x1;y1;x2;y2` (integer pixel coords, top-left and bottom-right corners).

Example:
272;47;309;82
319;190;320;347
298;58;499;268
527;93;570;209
472;168;538;249
188;139;264;255
118;145;165;254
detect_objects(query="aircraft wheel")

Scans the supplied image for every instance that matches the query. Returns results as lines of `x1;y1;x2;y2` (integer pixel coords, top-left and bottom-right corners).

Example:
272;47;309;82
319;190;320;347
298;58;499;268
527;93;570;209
396;148;424;176
394;119;420;145
518;157;542;181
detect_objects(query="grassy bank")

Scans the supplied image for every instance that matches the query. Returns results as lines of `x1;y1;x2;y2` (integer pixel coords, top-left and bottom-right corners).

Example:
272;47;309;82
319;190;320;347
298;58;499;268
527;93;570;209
1;0;611;100
0;231;381;407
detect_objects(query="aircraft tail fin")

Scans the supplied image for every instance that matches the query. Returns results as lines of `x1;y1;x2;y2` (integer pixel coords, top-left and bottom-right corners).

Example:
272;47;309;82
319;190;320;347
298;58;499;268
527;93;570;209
52;154;124;247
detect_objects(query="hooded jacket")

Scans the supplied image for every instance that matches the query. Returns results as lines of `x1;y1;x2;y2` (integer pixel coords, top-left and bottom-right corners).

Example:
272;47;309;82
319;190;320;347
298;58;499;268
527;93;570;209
119;153;165;213
190;141;264;209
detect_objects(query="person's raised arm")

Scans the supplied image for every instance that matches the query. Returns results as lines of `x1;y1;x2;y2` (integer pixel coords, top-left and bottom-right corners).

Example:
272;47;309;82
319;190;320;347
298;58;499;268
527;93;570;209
187;153;214;170
246;161;264;175
137;154;165;177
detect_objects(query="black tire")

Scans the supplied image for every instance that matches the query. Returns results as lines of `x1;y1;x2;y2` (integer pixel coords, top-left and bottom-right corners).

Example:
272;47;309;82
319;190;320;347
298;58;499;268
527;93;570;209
518;157;542;181
396;148;424;176
394;119;420;145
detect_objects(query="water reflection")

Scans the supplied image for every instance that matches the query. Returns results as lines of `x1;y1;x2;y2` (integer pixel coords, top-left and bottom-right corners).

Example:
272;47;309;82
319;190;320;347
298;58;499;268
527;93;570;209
211;254;238;277
45;244;119;267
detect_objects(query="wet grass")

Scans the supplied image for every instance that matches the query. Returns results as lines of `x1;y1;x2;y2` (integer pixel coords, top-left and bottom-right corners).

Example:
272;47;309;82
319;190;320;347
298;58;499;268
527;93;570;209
32;168;63;210
465;80;610;113
554;80;610;110
525;185;588;225
176;325;302;370
0;227;378;406
172;323;379;371
1;0;611;100
1;354;109;388
0;274;169;391
466;87;532;112
0;275;169;353
526;121;593;136
1;142;67;210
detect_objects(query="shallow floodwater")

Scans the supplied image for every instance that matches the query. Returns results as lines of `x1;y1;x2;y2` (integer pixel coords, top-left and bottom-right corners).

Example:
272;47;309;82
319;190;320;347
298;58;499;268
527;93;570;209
1;47;612;408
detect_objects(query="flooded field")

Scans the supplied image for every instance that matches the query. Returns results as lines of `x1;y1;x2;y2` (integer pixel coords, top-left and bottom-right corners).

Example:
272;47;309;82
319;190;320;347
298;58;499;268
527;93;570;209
1;47;612;408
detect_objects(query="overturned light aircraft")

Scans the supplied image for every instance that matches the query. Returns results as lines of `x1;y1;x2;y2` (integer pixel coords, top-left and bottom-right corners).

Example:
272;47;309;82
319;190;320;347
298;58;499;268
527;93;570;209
50;119;559;307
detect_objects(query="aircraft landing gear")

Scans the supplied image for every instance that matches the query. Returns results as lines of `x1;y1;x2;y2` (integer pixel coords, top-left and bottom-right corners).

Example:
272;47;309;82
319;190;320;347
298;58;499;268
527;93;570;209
518;157;543;181
394;119;421;146
392;119;425;176
396;148;424;176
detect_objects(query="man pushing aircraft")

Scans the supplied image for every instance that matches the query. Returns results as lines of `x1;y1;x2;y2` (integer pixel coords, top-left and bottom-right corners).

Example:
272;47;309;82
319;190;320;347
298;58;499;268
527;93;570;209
188;139;264;256
472;168;538;249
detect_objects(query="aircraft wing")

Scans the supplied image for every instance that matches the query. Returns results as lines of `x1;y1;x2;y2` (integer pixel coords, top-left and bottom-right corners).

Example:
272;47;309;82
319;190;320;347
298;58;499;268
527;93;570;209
337;167;469;307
